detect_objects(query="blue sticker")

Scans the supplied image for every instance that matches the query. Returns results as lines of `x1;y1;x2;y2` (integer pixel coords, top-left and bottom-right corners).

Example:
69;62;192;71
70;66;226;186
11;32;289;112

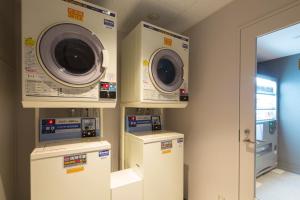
99;150;109;158
177;138;184;143
104;19;114;28
182;43;189;49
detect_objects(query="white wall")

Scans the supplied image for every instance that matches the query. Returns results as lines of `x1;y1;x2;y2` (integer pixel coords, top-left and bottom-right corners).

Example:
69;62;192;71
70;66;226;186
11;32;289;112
165;0;297;199
0;62;16;200
0;0;17;199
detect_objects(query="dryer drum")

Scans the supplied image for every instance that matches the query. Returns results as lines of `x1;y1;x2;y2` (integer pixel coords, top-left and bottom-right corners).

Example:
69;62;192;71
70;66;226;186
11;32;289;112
150;49;184;93
38;23;105;87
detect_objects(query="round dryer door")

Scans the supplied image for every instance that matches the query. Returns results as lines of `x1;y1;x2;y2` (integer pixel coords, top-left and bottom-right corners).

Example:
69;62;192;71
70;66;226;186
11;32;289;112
149;48;184;93
38;23;106;87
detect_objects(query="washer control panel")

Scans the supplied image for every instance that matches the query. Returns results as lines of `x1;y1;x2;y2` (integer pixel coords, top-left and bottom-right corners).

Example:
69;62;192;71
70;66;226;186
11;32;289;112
81;118;97;137
126;115;162;132
40;117;100;142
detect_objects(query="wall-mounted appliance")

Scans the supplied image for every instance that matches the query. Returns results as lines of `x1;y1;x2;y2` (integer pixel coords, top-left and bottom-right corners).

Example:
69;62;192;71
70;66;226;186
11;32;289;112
22;0;117;107
121;22;189;107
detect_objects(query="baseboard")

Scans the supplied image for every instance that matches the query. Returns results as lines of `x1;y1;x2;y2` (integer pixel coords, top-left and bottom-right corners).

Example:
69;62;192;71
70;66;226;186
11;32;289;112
278;161;300;174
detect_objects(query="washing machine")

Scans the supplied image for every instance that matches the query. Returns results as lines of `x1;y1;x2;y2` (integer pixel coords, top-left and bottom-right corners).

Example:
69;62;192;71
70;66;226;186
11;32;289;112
124;115;184;200
121;21;189;107
31;141;111;200
22;0;117;107
125;131;184;200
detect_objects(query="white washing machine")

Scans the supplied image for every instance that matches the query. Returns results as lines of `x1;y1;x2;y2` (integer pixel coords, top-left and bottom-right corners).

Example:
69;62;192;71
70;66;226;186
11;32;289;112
125;131;184;200
121;21;189;107
31;141;111;200
22;0;117;107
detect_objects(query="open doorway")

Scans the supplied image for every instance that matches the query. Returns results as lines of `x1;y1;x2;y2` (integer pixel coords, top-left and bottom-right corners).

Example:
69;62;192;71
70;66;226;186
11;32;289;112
255;22;300;200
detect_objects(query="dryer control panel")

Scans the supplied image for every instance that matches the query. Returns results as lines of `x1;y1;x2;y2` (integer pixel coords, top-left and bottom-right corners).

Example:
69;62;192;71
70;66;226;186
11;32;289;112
40;117;100;142
126;115;162;133
100;82;117;99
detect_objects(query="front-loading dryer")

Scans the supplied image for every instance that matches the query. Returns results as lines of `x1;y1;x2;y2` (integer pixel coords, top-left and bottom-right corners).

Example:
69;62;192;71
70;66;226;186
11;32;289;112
121;22;189;107
22;0;117;107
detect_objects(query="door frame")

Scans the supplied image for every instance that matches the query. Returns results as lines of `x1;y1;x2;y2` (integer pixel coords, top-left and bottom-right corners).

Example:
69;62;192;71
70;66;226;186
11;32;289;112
239;1;300;200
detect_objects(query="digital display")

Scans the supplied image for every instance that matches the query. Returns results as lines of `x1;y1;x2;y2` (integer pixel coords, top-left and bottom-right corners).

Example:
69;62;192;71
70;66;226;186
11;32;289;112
81;118;96;131
151;116;162;131
151;116;161;126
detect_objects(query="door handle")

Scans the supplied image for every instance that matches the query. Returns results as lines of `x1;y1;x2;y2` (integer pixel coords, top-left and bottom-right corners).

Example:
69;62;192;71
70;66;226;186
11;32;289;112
243;138;256;144
243;129;255;144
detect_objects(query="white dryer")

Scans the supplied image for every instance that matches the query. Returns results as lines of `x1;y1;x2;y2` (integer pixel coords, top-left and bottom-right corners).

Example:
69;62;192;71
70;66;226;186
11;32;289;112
22;0;117;107
121;22;189;107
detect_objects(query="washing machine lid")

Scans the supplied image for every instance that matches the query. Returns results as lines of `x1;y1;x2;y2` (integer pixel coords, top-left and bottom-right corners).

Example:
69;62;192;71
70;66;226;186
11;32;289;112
150;48;184;93
38;23;107;87
127;130;184;144
31;141;111;160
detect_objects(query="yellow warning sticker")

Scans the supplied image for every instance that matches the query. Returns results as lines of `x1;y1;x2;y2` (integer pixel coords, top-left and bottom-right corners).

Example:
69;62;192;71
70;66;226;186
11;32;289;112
164;37;173;46
66;166;84;174
143;60;149;67
68;7;84;21
162;149;172;154
25;38;36;47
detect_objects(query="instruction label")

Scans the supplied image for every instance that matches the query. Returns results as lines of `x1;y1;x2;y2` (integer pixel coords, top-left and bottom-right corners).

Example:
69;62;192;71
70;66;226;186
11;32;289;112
64;153;87;168
161;140;172;150
68;7;84;21
161;140;173;154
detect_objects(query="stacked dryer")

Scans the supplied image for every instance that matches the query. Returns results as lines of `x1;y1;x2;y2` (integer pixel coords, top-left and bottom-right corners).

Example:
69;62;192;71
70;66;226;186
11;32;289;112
121;21;189;107
121;21;189;200
22;0;117;107
22;0;117;200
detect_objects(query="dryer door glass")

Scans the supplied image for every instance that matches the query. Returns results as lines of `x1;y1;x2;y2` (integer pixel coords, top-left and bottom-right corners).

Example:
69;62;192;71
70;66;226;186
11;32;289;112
54;39;95;75
39;23;105;87
157;58;176;85
150;49;184;93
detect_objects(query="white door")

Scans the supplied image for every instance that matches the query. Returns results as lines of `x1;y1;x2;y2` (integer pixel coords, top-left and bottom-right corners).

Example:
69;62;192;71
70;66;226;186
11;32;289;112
239;2;300;200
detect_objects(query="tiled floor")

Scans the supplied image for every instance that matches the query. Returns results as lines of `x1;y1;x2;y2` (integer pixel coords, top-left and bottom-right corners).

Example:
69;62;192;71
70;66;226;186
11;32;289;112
256;169;300;200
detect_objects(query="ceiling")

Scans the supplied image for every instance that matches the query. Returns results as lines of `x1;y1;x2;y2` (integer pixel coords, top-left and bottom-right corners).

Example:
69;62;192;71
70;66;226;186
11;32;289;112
257;23;300;62
86;0;234;34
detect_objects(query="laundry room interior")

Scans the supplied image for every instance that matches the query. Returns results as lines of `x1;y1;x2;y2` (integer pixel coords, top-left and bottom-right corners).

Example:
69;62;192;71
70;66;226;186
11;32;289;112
1;0;300;200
